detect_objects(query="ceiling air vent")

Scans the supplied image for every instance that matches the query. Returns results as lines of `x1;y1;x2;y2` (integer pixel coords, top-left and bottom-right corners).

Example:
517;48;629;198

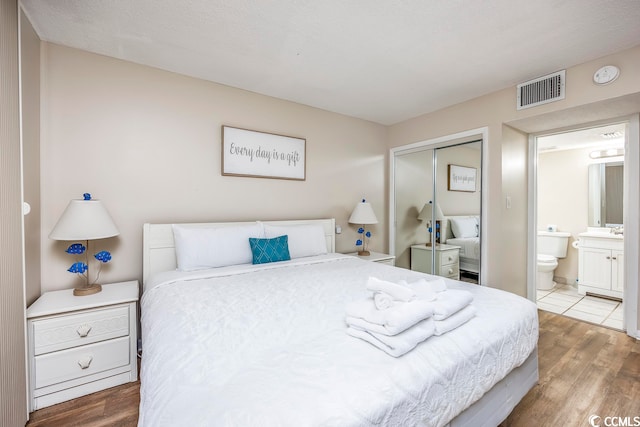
517;70;565;110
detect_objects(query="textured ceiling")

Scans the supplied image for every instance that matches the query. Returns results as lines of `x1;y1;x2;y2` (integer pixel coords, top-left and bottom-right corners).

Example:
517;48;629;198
20;0;640;125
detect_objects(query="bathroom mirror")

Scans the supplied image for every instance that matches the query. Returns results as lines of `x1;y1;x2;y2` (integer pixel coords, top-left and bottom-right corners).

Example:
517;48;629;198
588;162;623;227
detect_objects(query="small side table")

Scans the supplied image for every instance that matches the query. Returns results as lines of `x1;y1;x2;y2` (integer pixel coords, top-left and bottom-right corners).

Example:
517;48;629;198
26;280;139;411
410;244;461;279
346;251;396;266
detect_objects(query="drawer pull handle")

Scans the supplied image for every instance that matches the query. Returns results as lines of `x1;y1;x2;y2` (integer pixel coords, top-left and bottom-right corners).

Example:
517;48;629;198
448;268;453;274
76;324;92;337
78;355;93;370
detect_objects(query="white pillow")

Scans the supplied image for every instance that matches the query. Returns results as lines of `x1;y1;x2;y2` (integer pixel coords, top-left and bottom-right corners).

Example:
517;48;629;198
264;224;327;258
449;217;478;238
172;223;264;271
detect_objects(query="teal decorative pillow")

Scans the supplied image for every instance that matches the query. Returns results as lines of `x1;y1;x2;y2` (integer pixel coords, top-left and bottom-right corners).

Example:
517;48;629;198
249;235;291;264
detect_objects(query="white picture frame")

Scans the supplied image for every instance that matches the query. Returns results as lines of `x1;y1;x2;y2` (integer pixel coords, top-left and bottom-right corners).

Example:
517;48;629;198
222;126;306;181
448;164;477;192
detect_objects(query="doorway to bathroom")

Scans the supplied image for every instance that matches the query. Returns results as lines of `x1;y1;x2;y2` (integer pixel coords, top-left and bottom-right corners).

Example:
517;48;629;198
533;122;627;331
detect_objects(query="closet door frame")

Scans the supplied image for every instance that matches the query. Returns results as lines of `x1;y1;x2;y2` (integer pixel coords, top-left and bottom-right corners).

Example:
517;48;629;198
389;127;488;285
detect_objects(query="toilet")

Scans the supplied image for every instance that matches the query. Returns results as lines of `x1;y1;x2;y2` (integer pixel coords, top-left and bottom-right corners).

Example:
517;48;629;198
537;231;571;290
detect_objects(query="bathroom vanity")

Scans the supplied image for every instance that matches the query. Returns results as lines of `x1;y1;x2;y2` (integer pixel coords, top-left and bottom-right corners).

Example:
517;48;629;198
577;230;624;299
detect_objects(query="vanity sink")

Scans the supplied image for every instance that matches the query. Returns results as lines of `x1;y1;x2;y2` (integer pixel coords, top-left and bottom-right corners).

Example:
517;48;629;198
577;227;624;300
578;227;623;239
578;232;623;239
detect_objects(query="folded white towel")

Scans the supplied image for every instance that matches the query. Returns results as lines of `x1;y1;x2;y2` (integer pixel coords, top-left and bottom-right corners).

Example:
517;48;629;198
434;305;476;336
373;292;397;310
398;278;446;301
367;277;415;302
432;289;474;320
420;277;447;293
346;317;435;357
345;297;434;335
345;316;396;335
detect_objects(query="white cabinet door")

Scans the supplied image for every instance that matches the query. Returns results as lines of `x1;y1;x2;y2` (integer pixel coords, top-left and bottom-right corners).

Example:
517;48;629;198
410;246;433;274
611;250;624;293
580;247;611;290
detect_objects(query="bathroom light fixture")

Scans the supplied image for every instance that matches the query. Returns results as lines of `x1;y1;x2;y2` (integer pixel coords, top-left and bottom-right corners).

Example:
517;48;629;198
589;148;624;159
600;131;623;139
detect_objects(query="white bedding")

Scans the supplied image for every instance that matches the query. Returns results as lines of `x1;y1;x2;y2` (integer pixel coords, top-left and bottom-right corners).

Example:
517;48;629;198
446;237;480;261
139;254;537;427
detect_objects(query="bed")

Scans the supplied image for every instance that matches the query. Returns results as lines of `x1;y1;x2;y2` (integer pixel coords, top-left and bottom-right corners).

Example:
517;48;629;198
441;215;481;274
139;218;538;427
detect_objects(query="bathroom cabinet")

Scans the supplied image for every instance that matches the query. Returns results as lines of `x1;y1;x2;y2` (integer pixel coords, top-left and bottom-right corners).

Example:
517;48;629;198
577;234;623;299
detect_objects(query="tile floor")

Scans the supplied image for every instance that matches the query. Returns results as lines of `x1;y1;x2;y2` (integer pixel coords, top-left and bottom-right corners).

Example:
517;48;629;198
536;284;624;330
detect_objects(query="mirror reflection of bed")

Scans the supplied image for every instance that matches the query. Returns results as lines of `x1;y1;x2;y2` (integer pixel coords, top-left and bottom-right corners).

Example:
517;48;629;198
442;215;480;284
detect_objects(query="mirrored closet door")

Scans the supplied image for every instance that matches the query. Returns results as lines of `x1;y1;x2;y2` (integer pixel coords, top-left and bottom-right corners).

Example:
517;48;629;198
391;139;482;284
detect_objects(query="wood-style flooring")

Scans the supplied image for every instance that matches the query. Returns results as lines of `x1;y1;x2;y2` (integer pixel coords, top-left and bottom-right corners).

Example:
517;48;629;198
26;310;640;427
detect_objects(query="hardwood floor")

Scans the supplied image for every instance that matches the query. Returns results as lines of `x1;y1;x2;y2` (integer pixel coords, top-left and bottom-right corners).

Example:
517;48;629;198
504;310;640;426
26;310;640;426
26;381;140;427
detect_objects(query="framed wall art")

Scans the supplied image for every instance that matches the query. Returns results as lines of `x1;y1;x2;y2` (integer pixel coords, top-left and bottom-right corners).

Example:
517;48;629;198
448;164;477;192
222;125;306;181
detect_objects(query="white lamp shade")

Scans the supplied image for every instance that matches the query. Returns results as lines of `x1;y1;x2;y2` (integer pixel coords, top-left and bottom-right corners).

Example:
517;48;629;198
348;200;378;225
417;203;431;221
417;202;444;221
49;199;120;241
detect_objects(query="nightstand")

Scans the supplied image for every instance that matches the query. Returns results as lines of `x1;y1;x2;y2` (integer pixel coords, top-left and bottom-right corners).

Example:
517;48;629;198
410;244;461;279
346;251;396;266
26;280;139;411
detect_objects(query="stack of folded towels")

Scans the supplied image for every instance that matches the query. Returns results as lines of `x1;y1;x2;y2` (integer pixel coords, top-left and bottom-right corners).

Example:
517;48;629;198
345;277;476;357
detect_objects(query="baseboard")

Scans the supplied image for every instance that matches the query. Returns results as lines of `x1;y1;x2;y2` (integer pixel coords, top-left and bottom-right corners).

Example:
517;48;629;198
552;276;567;285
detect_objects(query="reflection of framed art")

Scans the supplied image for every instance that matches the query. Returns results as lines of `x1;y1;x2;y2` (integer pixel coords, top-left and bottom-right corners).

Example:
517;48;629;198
222;125;306;180
448;164;477;192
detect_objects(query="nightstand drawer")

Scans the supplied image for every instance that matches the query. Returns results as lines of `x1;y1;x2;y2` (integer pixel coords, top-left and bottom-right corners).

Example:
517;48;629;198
33;306;130;355
34;336;130;389
439;250;459;267
442;264;459;279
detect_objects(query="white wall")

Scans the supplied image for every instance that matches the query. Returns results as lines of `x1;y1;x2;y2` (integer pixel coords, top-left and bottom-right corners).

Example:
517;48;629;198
40;43;388;292
500;125;529;293
538;147;590;285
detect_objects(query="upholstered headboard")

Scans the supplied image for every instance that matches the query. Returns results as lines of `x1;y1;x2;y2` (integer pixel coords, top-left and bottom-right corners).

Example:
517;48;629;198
142;218;335;286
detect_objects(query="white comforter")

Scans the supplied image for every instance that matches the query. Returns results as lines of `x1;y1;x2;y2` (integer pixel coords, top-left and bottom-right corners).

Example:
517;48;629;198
446;237;480;261
139;254;537;427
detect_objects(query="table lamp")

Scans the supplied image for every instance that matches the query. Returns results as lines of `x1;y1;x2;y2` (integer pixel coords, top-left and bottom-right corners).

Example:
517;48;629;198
348;199;378;256
417;201;444;246
49;193;119;296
